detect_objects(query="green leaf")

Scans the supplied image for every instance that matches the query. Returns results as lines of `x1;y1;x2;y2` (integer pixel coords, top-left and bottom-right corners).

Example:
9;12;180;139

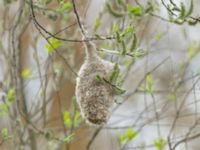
94;18;101;31
63;111;72;128
167;93;177;101
45;38;61;53
186;0;193;17
118;128;138;146
115;73;123;87
74;111;81;127
98;74;125;96
125;26;134;34
1;128;8;140
127;5;142;16
116;31;121;43
125;128;138;140
60;2;73;12
0;104;9;116
112;24;120;33
179;2;186;19
96;75;102;82
63;2;73;10
188;45;194;59
63;110;81;129
118;132;126;145
155;32;162;41
146;74;153;93
21;68;32;79
62;134;74;143
122;26;134;36
120;40;126;55
124;58;133;66
174;18;184;25
109;63;120;84
7;88;15;102
187;41;200;59
153;138;166;150
130;34;137;52
100;43;110;49
134;49;146;58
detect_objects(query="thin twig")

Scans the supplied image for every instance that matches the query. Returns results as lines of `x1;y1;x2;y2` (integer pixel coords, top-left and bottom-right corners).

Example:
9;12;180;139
86;127;102;150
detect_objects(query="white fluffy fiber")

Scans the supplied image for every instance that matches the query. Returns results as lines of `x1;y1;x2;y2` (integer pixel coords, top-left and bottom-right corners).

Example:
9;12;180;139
76;43;114;125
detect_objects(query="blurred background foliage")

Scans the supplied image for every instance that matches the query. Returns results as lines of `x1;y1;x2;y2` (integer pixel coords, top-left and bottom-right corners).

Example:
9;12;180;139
0;0;200;150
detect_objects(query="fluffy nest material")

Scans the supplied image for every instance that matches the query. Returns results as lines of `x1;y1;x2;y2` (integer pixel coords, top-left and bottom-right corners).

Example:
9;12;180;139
76;54;115;125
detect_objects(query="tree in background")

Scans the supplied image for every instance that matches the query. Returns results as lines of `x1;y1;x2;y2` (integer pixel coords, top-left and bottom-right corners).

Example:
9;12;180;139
0;0;200;150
